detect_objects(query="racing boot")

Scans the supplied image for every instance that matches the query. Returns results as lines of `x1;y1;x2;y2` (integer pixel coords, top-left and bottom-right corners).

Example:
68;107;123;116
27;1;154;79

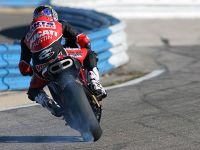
88;67;107;99
35;91;63;117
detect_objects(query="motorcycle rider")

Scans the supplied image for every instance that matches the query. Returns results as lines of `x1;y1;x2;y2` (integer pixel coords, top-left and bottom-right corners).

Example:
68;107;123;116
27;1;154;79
18;5;107;117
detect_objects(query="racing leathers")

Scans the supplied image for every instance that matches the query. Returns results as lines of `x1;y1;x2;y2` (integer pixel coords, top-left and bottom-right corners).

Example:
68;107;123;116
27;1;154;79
18;16;106;117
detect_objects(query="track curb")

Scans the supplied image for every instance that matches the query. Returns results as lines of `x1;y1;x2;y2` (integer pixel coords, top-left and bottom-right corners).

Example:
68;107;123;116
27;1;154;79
0;69;165;112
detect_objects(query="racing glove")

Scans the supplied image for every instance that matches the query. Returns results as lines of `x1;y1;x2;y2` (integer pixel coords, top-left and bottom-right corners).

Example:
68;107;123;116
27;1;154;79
18;60;33;76
77;33;91;49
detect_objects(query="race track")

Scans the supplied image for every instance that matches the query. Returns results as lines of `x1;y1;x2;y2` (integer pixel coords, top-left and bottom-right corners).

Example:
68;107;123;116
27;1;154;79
1;12;200;149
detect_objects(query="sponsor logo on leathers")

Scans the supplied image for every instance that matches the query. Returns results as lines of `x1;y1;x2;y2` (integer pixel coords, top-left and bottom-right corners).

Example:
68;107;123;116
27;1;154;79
39;48;55;60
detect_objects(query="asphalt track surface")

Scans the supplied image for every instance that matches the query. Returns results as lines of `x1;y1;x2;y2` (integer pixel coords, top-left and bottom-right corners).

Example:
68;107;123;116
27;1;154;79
1;12;200;150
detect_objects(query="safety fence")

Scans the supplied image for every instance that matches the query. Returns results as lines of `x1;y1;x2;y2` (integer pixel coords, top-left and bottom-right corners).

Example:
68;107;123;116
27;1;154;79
0;7;128;91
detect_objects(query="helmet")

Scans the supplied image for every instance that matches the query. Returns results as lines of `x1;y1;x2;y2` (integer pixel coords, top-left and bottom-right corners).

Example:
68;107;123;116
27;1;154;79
33;5;58;21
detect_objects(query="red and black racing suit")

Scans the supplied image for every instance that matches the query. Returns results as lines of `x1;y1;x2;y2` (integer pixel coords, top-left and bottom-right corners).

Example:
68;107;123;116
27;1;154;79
19;16;97;100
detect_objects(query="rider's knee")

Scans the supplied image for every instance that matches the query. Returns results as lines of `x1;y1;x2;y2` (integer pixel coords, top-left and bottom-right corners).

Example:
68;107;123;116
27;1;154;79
27;88;42;101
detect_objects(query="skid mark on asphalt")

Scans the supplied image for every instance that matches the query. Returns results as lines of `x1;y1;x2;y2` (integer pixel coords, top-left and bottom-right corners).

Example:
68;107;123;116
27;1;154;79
137;83;198;126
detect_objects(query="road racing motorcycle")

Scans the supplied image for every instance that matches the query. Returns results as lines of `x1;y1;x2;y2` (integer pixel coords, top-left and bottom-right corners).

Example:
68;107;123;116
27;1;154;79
43;48;103;142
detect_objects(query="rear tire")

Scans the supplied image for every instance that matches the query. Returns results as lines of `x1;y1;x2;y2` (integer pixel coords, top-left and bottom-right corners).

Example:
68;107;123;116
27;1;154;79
61;76;102;142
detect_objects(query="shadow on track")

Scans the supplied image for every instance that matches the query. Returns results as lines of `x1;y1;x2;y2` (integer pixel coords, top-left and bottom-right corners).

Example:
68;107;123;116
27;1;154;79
0;136;83;143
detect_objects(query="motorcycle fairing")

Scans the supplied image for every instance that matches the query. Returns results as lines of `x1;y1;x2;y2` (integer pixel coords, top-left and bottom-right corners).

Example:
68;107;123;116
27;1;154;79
65;48;88;65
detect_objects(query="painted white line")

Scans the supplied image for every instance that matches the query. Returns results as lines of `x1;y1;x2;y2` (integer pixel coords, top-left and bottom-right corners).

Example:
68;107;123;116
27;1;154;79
0;69;165;112
0;103;38;112
105;69;165;90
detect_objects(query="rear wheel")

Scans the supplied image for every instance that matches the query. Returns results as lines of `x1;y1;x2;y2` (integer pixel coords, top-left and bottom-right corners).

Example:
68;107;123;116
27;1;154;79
61;76;102;142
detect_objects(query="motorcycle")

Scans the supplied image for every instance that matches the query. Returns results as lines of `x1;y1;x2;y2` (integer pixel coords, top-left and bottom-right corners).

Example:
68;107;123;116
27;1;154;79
43;48;103;142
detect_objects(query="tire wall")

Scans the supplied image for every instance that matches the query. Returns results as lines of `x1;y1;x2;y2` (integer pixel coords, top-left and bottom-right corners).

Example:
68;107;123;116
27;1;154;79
0;7;128;91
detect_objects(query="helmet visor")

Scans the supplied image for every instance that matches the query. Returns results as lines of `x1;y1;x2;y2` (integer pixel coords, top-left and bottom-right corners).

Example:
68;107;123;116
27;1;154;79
34;7;52;18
